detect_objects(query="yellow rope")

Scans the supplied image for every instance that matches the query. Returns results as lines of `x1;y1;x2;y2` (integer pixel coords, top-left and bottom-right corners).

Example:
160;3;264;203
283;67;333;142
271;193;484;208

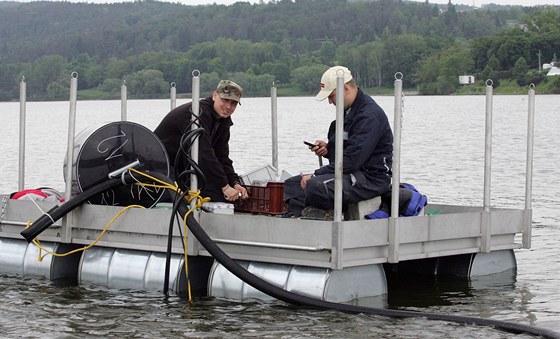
128;168;211;302
179;190;210;302
25;168;210;302
25;204;146;261
129;167;210;300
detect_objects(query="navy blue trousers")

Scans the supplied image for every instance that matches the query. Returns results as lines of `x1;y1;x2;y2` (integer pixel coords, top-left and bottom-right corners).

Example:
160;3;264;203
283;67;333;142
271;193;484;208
284;171;390;217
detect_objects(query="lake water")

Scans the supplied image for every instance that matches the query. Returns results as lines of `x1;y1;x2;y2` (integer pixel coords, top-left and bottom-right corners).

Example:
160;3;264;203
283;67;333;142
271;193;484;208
1;93;559;337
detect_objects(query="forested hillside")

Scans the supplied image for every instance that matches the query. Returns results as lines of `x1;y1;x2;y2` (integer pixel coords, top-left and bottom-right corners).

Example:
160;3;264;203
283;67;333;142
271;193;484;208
0;0;559;100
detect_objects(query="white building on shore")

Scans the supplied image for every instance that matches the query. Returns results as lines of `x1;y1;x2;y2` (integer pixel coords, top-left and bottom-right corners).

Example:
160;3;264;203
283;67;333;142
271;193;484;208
544;53;560;76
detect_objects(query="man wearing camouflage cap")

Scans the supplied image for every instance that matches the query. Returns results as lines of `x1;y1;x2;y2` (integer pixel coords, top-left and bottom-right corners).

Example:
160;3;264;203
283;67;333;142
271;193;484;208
155;80;248;202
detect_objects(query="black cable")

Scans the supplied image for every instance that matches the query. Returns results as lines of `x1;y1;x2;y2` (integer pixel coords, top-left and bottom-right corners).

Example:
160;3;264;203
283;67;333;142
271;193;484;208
174;127;206;192
163;189;190;295
20;176;130;242
22;171;560;339
163;127;206;294
170;196;560;339
162;194;178;296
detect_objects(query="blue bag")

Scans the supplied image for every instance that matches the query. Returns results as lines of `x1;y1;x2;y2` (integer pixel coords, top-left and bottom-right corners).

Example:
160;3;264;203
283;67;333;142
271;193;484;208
364;183;427;219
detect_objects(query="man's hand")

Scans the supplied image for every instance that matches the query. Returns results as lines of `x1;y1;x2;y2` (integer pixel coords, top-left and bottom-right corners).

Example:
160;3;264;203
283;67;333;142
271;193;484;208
309;140;328;157
222;184;241;202
300;174;314;190
233;183;248;199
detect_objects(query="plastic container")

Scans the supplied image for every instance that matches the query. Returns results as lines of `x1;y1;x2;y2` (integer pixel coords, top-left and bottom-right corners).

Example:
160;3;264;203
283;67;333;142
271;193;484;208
234;182;288;215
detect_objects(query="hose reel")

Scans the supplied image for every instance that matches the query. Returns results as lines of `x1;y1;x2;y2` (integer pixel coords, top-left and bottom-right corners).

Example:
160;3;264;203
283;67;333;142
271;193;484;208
65;121;169;208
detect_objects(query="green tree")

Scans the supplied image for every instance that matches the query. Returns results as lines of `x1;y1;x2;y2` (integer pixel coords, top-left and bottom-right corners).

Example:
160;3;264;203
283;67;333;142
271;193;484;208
291;64;328;94
0;61;20;99
68;53;97;89
318;41;336;65
260;61;291;85
381;34;429;87
513;57;529;87
124;69;168;97
524;8;560;33
28;55;67;98
46;80;69;100
200;72;222;95
551;76;560;94
415;43;474;94
99;78;122;94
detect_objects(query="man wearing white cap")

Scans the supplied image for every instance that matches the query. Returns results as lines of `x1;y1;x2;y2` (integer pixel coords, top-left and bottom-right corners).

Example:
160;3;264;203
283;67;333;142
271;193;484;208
284;66;393;219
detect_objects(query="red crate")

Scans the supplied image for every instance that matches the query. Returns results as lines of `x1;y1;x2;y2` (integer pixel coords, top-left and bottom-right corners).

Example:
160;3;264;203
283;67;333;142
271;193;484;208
234;181;289;215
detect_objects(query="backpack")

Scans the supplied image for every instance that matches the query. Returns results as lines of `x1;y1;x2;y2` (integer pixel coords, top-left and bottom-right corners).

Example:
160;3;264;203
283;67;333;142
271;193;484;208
11;187;65;203
365;183;427;219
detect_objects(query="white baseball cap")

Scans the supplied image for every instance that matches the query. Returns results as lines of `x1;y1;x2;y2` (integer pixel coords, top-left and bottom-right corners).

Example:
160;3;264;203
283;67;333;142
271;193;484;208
315;66;353;101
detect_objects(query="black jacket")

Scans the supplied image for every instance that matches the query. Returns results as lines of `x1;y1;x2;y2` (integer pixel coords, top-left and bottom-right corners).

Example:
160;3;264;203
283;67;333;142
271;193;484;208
154;97;241;190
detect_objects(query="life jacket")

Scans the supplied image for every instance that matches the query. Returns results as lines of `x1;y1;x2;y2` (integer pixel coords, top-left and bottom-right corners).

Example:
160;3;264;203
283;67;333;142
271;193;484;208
365;183;427;219
11;187;65;203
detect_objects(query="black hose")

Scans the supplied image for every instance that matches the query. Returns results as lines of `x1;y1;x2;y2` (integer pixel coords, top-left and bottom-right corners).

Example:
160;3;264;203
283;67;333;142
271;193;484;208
174;199;560;339
22;171;559;339
20;176;128;242
164;127;206;295
163;190;190;295
162;197;176;296
175;127;207;192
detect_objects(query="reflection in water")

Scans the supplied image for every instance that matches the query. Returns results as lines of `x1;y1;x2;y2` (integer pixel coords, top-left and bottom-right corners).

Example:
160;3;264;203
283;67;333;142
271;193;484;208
0;275;531;338
387;275;473;308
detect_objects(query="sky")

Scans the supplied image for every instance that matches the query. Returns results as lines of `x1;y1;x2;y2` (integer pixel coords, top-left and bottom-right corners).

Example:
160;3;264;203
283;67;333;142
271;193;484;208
3;0;560;6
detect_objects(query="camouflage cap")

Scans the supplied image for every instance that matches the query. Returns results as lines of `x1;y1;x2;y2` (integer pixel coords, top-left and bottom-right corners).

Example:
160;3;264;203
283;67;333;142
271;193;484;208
216;80;243;103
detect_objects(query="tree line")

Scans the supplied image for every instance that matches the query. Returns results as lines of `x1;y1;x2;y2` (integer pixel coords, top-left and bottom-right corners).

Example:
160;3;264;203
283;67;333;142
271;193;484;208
0;0;559;101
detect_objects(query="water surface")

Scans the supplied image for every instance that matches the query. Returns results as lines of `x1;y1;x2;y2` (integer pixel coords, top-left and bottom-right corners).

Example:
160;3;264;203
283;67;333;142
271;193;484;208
1;94;559;337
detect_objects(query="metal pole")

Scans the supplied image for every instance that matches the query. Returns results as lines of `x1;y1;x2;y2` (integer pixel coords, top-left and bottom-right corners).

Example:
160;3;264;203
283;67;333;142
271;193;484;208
120;80;127;121
18;77;27;191
190;71;200;210
333;72;345;223
271;82;279;178
523;84;536;248
62;72;79;243
481;79;494;253
390;73;403;219
483;79;493;212
186;70;202;257
389;72;403;263
64;72;79;202
330;69;345;270
170;82;177;110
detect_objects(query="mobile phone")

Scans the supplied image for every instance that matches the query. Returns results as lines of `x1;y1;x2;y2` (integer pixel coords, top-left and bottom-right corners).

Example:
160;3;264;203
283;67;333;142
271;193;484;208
304;141;315;147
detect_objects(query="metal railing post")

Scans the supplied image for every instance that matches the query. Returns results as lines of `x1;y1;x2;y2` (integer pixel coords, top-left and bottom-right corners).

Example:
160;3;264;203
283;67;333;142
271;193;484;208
120;80;127;121
271;83;279;178
331;70;345;269
62;72;79;243
170;82;177;110
188;70;201;255
388;73;403;263
481;79;494;253
523;84;536;248
18;77;27;191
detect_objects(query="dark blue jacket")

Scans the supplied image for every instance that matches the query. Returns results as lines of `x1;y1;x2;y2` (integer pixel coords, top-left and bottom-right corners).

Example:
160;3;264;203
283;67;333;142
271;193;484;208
314;89;393;181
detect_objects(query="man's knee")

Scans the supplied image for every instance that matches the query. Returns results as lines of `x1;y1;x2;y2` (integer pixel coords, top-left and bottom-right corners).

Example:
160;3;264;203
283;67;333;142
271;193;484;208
305;179;334;211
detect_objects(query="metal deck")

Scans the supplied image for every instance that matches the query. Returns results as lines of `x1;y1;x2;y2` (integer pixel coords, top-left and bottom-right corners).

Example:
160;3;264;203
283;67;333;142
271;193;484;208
0;197;527;270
